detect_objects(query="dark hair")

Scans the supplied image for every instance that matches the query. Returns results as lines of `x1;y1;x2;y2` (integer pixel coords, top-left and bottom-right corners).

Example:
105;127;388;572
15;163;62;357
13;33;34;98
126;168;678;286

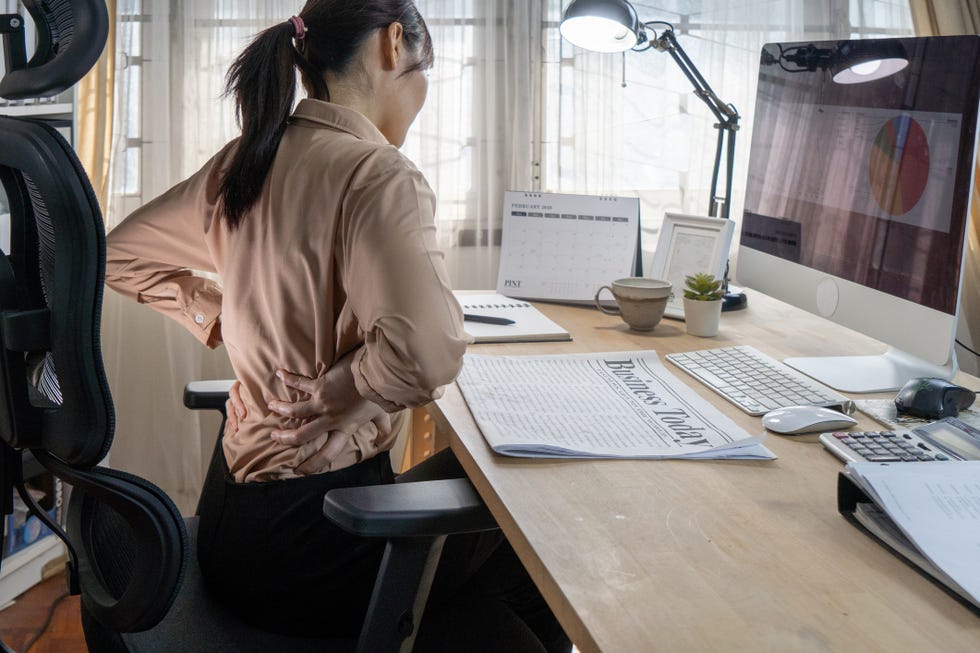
219;0;434;229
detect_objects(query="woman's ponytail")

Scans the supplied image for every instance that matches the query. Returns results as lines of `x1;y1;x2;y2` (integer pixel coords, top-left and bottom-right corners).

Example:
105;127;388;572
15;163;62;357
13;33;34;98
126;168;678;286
217;2;433;229
219;21;301;230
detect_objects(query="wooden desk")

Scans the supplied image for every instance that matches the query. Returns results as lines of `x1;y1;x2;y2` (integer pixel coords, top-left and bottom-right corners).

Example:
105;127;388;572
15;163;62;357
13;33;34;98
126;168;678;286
430;293;980;652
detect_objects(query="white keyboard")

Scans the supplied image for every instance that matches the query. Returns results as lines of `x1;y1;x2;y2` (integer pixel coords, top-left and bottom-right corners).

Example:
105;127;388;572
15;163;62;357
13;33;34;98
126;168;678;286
666;345;853;416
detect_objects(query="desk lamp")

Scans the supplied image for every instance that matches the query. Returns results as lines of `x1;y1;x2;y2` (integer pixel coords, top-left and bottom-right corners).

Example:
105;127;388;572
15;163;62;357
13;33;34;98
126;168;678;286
559;0;746;310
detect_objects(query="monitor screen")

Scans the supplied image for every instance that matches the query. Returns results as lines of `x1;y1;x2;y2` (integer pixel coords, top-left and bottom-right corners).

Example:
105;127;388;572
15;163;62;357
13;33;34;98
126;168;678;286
736;36;980;392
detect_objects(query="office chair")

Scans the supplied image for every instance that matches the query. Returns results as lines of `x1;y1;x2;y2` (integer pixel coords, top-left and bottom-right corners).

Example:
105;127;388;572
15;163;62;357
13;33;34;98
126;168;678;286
0;2;496;651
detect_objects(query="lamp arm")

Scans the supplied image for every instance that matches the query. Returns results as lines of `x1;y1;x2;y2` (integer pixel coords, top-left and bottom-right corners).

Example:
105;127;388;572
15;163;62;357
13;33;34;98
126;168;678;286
651;28;739;126
648;26;739;218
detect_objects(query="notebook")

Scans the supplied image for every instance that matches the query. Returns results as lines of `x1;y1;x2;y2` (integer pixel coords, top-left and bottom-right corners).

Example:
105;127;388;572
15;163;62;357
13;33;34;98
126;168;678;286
454;292;571;343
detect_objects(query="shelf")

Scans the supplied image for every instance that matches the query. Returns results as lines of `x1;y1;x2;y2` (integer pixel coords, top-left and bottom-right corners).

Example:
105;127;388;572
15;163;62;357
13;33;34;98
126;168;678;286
0;536;65;609
0;103;73;117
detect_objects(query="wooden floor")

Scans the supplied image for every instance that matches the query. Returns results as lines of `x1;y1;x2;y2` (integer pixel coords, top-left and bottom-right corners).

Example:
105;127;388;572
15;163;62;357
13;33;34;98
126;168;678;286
0;571;86;652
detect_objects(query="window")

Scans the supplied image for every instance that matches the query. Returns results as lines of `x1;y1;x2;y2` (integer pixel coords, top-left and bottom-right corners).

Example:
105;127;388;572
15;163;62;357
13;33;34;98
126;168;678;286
114;0;145;200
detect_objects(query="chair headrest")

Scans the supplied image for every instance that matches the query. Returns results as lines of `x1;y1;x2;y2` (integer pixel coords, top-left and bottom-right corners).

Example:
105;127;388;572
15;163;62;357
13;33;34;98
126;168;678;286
0;0;109;100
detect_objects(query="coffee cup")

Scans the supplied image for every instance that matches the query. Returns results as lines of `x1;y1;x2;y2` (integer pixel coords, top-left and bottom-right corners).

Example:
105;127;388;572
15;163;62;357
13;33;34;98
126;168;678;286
594;278;672;331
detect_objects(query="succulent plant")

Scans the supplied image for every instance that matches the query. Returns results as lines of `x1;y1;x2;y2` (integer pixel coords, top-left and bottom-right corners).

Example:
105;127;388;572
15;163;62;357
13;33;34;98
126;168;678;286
683;273;724;301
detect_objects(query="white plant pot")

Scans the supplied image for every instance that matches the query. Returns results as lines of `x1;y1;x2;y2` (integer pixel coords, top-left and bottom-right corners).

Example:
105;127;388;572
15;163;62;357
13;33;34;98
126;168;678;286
683;298;722;337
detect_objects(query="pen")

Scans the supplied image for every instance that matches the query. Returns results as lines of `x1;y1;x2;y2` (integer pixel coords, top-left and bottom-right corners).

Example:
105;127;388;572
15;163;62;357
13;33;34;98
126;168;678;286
464;313;516;325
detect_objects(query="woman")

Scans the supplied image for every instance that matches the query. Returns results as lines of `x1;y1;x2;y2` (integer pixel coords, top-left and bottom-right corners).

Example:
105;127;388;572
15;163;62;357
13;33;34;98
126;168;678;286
105;1;570;650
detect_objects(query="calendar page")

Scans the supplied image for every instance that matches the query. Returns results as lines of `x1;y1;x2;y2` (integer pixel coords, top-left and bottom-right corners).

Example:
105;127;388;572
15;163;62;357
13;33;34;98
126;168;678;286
495;191;640;303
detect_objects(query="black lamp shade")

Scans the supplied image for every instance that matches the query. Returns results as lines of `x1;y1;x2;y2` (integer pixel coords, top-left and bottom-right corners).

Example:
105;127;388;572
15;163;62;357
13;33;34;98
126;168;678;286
560;0;641;53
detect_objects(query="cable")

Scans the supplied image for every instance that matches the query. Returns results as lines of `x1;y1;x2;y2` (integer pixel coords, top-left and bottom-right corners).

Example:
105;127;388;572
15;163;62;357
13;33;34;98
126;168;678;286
23;589;70;653
957;338;980;359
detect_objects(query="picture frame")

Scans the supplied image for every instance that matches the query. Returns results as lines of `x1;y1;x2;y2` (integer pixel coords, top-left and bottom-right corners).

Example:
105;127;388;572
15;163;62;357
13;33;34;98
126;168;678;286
649;213;735;320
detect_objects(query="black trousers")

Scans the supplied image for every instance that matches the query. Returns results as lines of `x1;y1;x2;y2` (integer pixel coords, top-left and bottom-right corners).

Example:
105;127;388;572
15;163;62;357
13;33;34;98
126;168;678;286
197;448;571;653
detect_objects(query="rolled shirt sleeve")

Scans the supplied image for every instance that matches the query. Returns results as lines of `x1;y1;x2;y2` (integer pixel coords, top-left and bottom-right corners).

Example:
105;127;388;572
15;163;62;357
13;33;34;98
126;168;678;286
341;150;468;411
105;149;228;348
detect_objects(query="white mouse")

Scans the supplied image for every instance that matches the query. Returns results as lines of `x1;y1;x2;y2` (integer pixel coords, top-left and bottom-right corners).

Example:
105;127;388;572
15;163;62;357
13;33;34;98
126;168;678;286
761;405;857;435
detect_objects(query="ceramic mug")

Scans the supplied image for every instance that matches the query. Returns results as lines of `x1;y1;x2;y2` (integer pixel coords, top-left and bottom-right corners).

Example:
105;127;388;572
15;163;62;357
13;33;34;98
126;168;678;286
593;278;672;331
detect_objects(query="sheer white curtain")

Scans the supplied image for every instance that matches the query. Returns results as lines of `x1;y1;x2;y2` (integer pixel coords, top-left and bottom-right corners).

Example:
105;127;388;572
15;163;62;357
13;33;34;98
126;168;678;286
406;0;543;288
102;0;914;512
103;1;280;514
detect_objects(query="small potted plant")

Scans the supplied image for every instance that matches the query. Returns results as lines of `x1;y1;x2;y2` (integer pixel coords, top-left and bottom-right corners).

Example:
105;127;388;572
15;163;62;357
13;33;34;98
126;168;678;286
683;273;724;337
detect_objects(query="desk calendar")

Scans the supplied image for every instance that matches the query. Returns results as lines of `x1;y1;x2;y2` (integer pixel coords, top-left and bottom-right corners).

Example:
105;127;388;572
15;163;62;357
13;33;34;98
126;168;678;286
495;191;641;303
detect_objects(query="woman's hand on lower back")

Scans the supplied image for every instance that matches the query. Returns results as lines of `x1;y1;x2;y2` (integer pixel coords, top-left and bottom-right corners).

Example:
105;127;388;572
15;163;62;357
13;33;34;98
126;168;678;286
223;380;247;437
267;350;391;463
292;412;392;475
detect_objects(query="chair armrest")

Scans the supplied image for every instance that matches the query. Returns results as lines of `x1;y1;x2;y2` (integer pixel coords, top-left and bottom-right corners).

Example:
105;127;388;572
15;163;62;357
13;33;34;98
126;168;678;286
183;380;235;412
332;478;497;652
323;478;496;538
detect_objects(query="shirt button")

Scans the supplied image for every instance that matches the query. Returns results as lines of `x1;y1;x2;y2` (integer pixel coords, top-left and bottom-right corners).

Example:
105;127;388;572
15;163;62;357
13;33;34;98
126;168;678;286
194;313;206;325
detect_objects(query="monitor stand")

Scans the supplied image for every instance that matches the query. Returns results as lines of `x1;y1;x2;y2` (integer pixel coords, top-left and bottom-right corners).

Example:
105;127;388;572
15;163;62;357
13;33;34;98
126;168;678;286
784;347;957;394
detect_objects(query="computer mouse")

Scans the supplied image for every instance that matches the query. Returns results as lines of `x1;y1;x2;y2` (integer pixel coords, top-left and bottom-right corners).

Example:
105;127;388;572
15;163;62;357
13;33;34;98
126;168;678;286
761;405;857;435
894;377;977;419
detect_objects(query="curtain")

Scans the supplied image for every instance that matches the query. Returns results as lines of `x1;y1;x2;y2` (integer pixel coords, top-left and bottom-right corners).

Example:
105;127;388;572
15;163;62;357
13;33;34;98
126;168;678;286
76;0;116;212
406;1;543;289
909;0;980;33
101;0;914;512
101;0;254;514
907;0;980;377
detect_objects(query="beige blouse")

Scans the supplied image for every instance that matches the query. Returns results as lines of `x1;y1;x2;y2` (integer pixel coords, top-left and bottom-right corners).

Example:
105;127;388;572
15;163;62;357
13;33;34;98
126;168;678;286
105;99;468;482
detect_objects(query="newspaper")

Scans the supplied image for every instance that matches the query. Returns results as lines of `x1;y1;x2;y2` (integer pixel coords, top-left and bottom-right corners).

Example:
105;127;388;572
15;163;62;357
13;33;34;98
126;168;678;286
456;351;775;460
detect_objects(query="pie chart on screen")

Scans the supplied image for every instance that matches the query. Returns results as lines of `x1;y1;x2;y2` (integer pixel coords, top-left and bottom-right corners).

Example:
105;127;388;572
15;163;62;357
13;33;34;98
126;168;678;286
869;115;930;215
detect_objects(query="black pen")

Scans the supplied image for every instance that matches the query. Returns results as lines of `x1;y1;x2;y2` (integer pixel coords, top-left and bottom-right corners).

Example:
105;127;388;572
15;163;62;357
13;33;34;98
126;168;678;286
464;313;515;325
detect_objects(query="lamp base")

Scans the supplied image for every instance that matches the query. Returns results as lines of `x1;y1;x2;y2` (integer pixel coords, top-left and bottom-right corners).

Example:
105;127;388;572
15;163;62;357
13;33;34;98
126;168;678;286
722;285;747;312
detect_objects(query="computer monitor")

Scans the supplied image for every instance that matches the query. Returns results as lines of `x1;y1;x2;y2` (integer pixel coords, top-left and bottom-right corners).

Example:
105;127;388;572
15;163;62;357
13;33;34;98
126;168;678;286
736;35;980;393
